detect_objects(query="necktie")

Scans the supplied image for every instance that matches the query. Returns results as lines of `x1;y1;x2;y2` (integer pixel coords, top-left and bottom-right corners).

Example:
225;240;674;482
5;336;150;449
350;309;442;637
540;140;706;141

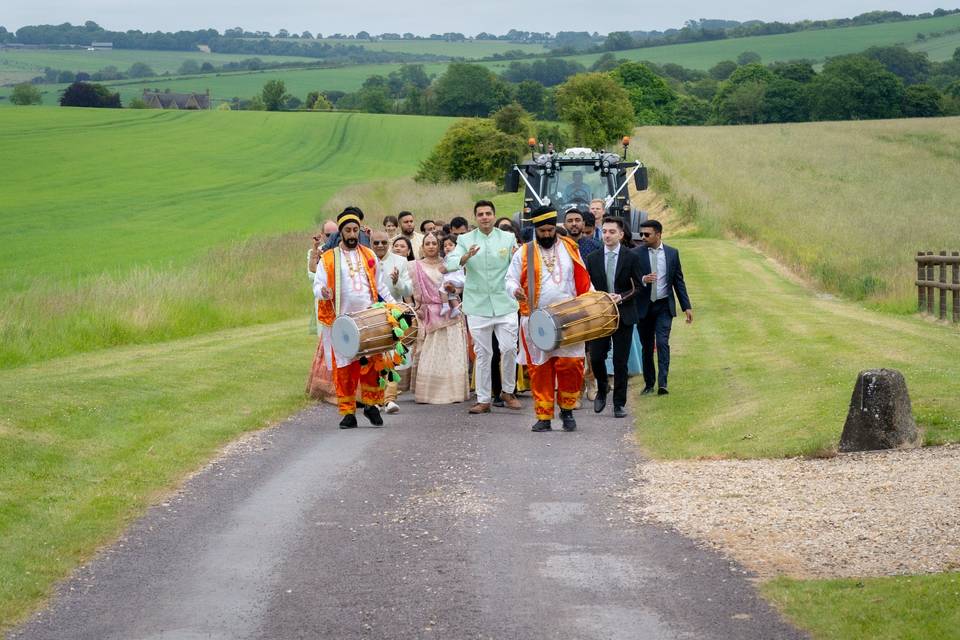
605;251;616;293
650;249;658;302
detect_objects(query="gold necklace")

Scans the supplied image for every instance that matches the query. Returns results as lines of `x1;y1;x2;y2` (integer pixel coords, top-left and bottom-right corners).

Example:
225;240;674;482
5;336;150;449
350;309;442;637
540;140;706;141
541;246;557;274
344;249;362;277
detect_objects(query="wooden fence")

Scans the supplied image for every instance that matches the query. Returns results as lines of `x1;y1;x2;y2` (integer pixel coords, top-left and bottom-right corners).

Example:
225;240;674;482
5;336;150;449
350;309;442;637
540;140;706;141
916;251;960;323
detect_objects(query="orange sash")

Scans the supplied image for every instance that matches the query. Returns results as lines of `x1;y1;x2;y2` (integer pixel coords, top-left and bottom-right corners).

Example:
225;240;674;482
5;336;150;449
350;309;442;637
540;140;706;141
517;236;592;316
317;245;379;326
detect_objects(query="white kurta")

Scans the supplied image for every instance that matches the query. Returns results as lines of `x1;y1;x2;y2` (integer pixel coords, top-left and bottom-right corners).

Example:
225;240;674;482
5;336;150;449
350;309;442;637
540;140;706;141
313;247;396;369
380;252;413;300
506;244;584;366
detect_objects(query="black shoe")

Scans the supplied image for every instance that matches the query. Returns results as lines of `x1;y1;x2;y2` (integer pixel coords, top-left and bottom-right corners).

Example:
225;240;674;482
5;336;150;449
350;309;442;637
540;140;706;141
363;404;384;426
657;387;669;396
339;414;358;429
531;420;552;432
492;398;505;408
560;409;577;431
614;406;627;418
593;392;607;414
640;386;655;395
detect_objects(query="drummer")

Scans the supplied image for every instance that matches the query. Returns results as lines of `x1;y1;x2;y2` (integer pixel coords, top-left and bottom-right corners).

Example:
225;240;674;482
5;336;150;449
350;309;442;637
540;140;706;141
314;207;398;429
506;205;594;432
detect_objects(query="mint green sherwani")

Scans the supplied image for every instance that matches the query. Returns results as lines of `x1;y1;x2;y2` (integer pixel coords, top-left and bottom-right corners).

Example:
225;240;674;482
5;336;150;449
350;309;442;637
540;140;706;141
445;227;519;317
445;226;519;403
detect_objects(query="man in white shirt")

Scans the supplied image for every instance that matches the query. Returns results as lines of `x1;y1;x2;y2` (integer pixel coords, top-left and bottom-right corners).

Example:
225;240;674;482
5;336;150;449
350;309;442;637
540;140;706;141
314;207;398;428
632;219;693;396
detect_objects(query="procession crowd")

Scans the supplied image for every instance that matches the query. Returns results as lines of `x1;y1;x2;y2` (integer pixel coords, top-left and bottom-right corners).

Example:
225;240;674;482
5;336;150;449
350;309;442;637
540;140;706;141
306;201;692;432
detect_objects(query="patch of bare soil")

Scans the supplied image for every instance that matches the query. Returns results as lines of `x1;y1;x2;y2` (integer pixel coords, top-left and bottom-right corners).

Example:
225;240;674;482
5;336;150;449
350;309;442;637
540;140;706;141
622;445;960;579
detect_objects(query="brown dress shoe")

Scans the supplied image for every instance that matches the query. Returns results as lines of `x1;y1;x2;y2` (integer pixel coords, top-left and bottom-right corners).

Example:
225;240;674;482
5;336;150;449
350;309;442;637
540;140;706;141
468;402;491;414
500;392;522;410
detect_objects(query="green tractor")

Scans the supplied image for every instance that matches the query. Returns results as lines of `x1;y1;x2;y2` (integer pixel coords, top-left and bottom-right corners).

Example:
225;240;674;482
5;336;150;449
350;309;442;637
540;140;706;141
504;136;649;239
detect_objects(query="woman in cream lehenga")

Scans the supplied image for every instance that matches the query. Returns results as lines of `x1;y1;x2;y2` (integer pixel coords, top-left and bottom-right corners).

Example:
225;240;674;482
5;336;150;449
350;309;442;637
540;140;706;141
411;232;470;404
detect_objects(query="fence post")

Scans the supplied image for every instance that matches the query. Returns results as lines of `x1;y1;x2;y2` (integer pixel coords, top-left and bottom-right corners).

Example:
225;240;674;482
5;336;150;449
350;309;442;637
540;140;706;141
953;251;959;324
917;251;926;312
940;251;948;321
927;251;935;316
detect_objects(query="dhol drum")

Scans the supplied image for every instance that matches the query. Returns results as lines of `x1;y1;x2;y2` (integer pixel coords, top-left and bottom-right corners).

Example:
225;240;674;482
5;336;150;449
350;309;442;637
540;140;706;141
332;303;418;360
528;291;619;352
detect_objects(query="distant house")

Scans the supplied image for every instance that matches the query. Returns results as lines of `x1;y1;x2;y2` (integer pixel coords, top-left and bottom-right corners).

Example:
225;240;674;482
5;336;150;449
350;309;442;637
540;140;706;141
142;90;211;110
90;42;113;49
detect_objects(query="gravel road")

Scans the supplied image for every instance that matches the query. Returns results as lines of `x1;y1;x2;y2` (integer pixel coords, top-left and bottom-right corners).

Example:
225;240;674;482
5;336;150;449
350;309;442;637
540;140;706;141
9;398;804;639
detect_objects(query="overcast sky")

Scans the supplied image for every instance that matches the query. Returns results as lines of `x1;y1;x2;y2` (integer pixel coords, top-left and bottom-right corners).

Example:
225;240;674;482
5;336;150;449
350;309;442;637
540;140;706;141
3;1;952;35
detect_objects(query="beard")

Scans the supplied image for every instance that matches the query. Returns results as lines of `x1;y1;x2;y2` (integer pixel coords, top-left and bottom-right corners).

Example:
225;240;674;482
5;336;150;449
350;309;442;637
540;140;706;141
536;234;556;249
343;236;359;249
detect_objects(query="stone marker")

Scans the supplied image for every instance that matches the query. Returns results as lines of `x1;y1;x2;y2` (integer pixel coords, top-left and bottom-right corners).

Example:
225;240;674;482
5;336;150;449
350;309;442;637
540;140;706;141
839;369;921;453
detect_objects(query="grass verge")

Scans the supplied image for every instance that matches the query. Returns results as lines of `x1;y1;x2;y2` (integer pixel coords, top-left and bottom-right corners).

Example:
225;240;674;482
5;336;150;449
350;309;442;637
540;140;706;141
0;319;314;630
763;573;960;640
635;237;960;460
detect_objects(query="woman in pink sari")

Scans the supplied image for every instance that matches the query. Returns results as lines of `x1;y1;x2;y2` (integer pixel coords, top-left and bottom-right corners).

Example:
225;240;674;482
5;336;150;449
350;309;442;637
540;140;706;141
411;233;470;404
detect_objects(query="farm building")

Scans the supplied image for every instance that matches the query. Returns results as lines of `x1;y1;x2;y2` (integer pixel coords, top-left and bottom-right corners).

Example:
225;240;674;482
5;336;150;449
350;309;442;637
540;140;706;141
142;90;211;110
90;42;113;49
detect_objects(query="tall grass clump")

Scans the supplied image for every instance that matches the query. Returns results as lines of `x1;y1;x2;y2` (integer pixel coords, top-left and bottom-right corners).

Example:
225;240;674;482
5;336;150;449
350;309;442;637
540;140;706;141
0;233;314;368
635;117;960;312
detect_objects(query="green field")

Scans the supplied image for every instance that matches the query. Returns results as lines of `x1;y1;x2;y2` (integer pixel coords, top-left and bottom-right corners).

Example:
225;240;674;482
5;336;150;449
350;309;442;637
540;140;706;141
0;108;454;366
561;12;960;69
0;62;451;106
634;117;960;311
317;38;546;57
0;48;317;85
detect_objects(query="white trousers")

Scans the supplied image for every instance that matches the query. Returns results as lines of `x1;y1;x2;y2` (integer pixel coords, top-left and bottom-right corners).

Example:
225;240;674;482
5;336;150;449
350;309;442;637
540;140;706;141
468;313;518;404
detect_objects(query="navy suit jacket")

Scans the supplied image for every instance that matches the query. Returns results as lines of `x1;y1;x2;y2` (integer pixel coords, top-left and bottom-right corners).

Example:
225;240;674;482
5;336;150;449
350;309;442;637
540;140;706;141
632;243;692;319
585;245;643;326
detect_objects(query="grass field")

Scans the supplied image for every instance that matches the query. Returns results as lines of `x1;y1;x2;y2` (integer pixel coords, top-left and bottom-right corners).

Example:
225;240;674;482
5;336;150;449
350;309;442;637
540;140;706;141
561;12;960;69
635;236;960;460
0;319;314;631
317;38;546;57
0;48;317;85
633;117;960;312
0;108;454;366
0;62;451;106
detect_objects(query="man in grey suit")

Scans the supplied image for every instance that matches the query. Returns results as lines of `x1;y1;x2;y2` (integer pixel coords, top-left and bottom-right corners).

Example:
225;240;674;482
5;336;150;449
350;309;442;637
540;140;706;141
633;220;693;395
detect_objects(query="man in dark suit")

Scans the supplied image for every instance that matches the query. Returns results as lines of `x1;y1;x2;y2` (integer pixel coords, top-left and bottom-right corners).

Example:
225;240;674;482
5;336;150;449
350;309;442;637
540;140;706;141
585;216;643;418
633;219;693;395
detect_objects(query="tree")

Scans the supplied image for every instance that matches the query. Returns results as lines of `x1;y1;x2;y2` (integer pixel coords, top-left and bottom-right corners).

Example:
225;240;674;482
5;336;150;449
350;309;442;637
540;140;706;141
128;97;148;109
492;102;532;136
611;61;679;125
200;62;215;73
515;80;545;116
56;70;75;83
415;118;525;184
902;84;942;117
178;59;200;75
809;55;904;120
590;53;620;72
432;63;512;117
713;64;775;124
768;61;816;83
261;79;290;111
673;95;711;125
359;86;392;113
737;51;762;65
761;78;809;122
708;60;738;80
863;46;930;84
356;30;370;40
555;73;635;148
10;83;42;105
59;82;121;108
126;62;156;78
604;31;635;51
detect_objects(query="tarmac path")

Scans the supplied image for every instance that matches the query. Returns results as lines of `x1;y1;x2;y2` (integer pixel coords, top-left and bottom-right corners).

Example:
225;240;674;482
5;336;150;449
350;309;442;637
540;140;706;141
10;397;805;640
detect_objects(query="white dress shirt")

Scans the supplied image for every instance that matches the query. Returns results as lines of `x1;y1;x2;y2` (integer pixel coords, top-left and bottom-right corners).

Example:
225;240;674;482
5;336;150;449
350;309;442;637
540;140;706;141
648;244;669;300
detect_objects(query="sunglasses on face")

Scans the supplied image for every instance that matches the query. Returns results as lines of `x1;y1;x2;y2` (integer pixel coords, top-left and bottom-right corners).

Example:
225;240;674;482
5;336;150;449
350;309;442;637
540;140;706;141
640;232;654;237
372;240;389;245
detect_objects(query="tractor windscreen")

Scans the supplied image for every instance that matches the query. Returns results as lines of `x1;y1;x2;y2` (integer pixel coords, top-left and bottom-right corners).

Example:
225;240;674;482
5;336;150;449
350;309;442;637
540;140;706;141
546;167;608;212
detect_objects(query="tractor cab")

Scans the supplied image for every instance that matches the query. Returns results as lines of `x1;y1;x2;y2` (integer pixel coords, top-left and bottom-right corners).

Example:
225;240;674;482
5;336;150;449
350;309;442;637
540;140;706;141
504;137;649;239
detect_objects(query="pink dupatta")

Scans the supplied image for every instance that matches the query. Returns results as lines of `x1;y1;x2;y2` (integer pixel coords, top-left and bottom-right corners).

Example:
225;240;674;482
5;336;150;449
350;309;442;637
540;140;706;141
413;260;451;334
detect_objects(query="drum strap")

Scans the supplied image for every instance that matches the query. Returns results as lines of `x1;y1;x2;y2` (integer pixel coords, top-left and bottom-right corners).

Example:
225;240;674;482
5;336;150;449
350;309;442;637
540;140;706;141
526;241;536;309
334;247;342;317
